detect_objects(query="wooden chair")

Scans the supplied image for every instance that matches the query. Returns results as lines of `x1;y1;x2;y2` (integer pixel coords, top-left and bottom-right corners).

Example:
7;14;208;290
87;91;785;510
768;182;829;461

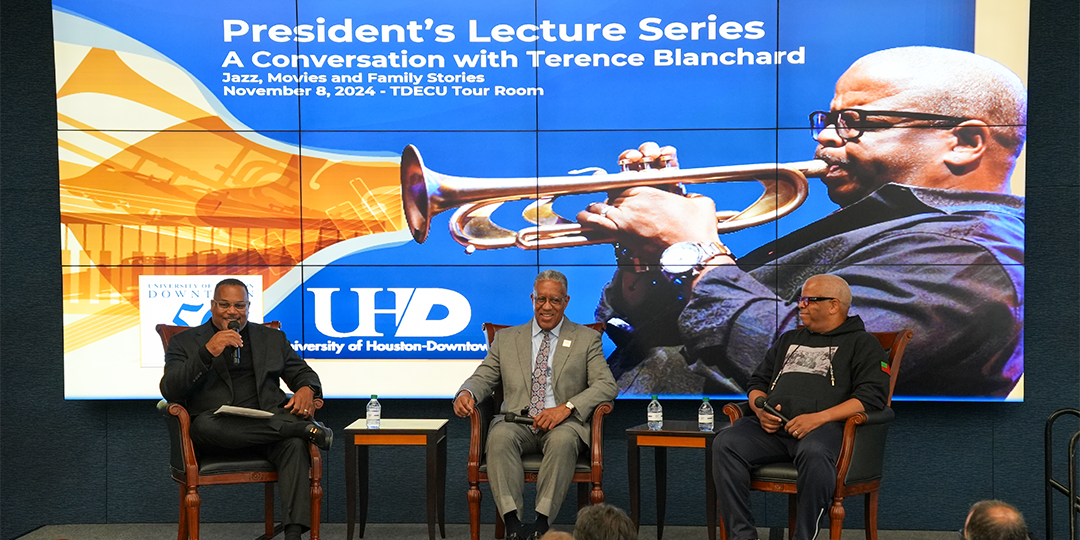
466;322;613;540
155;322;324;540
718;329;914;540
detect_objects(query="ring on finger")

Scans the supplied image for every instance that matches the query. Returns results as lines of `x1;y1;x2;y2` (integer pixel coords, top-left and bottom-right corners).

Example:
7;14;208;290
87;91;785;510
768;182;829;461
599;205;614;218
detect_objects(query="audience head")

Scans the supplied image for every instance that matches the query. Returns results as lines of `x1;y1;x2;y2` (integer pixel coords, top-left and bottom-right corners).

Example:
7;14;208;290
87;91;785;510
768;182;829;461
539;531;574;540
964;500;1029;540
573;503;636;540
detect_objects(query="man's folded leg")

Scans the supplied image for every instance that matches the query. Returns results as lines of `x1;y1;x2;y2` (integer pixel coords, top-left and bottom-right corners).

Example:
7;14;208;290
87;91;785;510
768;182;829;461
190;412;331;451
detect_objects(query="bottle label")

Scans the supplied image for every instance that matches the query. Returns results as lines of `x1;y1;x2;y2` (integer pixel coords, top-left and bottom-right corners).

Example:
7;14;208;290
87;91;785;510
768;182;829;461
647;412;662;422
699;414;714;424
367;411;381;420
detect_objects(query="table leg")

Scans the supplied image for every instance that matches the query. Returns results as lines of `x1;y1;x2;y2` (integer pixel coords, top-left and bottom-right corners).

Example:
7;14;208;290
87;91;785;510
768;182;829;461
426;433;438;540
438;433;447;538
705;436;716;540
358;445;369;538
656;446;667;540
627;435;640;530
346;440;356;540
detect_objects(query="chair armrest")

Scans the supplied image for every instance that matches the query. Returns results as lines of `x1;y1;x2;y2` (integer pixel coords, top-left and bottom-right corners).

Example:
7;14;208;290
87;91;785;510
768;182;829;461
158;399;199;477
589;401;613;474
836;407;894;486
723;401;752;425
856;408;894;425
467;396;495;481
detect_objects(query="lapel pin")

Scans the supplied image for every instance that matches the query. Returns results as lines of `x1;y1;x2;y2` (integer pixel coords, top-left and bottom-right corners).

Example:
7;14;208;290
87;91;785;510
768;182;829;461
562;339;572;348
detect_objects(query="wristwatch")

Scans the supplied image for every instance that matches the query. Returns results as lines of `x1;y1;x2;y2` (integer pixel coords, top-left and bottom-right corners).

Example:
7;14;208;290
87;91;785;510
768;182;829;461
564;402;575;412
660;241;733;284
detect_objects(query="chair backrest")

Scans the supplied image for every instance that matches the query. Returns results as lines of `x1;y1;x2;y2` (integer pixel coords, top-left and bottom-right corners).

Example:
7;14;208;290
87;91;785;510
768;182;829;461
155;321;282;351
870;329;914;406
480;321;606;411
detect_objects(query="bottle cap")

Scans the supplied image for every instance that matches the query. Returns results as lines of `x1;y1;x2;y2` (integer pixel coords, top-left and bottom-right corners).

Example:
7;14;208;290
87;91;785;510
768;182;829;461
371;394;378;399
703;397;710;402
651;394;658;399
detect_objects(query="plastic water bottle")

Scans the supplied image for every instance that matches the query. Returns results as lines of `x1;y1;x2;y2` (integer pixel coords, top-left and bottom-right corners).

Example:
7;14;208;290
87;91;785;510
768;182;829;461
647;394;663;430
698;397;714;431
366;394;381;429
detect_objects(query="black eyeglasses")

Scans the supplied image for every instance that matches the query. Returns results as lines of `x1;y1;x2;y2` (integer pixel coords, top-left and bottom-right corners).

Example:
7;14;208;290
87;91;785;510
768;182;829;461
810;108;971;142
213;300;248;310
798;296;835;304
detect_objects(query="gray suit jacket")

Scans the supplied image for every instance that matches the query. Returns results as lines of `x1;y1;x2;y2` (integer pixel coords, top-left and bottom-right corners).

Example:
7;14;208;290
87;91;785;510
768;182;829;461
459;319;617;444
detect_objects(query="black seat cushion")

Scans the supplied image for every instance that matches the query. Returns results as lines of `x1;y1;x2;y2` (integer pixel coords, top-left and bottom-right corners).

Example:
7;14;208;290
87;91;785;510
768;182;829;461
197;454;277;475
751;462;799;483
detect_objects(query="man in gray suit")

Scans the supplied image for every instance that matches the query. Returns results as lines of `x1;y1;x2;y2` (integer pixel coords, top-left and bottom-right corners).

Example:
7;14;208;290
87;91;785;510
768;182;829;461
454;270;618;540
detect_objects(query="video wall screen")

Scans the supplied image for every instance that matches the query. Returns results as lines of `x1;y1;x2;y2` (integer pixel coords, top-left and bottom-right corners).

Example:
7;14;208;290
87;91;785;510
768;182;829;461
56;0;1028;400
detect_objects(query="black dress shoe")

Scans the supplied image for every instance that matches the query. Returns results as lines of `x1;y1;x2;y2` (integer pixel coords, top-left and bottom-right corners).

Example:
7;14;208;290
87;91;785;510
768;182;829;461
306;420;333;450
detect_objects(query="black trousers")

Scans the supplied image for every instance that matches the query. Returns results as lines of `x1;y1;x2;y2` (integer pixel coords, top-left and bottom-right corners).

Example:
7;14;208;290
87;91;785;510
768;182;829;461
190;412;312;529
712;416;843;540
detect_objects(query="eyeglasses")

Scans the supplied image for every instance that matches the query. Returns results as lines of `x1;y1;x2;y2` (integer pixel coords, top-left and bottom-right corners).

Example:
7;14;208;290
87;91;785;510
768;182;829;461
213;300;248;310
957;528;966;540
798;296;835;304
533;296;565;308
810;108;971;142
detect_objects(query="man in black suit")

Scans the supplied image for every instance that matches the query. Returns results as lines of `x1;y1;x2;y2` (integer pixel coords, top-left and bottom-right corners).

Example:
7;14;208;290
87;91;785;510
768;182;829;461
160;278;332;540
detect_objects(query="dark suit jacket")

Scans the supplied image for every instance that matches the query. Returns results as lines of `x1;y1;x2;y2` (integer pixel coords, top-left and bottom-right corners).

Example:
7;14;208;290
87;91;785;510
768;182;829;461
458;319;617;444
159;321;322;417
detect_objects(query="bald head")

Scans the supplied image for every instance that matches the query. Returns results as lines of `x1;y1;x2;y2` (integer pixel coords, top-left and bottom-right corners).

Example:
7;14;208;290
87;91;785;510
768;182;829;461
844;46;1027;159
797;275;852;333
805;274;852;312
965;500;1028;540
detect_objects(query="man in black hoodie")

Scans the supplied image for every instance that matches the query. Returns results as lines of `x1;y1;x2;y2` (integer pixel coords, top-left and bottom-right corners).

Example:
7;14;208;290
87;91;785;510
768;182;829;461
712;274;889;540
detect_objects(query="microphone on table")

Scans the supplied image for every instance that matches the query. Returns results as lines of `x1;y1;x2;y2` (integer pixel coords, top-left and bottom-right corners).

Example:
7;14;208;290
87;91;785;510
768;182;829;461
504;410;535;425
754;396;791;425
227;321;240;366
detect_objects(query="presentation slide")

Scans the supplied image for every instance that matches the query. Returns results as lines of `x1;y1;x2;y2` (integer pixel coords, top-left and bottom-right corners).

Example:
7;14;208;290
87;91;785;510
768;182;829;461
55;0;1028;400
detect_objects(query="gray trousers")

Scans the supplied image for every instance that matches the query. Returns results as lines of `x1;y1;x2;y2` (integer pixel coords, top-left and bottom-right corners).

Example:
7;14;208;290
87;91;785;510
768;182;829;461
712;416;843;540
190;412;313;529
486;420;586;522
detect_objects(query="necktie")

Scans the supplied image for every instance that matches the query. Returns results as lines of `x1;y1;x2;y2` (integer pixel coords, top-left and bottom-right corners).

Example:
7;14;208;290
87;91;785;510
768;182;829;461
528;331;552;432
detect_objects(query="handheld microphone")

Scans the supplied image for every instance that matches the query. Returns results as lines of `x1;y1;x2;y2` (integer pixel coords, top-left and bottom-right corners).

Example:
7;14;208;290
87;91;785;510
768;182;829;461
227;321;240;366
503;410;535;425
754;396;791;425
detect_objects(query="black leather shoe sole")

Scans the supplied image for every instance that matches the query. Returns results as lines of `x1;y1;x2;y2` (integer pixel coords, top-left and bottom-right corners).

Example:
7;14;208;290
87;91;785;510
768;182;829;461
307;420;333;451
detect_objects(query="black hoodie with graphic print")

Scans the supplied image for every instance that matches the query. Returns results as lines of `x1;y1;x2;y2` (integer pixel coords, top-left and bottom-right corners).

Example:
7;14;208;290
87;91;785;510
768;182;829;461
746;315;890;419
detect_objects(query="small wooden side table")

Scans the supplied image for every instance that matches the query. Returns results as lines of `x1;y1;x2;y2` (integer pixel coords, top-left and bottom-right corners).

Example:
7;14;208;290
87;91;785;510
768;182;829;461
626;420;719;540
345;418;448;540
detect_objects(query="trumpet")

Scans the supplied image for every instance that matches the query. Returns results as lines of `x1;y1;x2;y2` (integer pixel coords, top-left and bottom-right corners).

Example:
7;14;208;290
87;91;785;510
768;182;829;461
400;144;826;252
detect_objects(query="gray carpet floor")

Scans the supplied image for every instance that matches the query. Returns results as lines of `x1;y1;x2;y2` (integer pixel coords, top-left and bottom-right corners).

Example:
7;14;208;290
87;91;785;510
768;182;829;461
16;523;956;540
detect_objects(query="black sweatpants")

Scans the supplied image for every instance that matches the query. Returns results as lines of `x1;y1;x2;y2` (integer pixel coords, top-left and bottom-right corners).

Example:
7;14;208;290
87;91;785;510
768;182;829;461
712;416;843;540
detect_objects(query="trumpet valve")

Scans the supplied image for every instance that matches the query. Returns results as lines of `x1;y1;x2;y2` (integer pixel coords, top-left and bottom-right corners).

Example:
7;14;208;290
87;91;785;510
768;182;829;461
619;154;677;172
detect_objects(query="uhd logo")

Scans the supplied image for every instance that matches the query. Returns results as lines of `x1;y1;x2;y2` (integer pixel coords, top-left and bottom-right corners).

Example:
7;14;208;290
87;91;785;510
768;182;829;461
308;288;471;337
